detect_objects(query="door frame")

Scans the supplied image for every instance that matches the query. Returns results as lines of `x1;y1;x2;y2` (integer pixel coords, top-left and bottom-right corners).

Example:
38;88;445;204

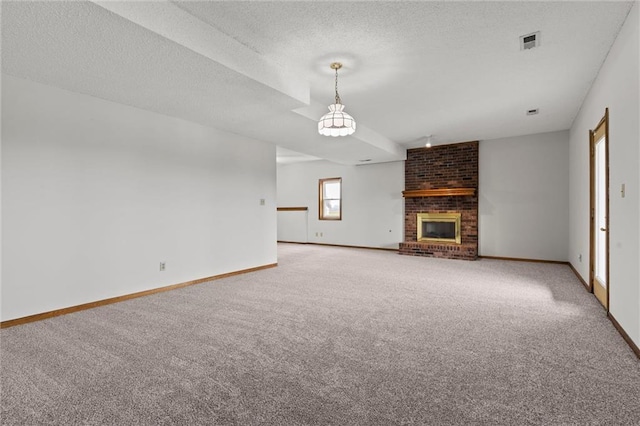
589;108;609;311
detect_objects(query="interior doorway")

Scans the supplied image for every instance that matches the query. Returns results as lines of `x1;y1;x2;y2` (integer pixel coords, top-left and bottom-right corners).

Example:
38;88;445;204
590;108;609;310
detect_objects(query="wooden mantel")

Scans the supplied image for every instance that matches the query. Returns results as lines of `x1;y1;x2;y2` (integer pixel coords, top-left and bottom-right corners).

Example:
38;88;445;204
402;188;476;198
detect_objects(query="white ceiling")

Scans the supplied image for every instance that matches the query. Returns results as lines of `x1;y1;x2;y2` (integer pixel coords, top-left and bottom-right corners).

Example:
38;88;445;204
2;1;634;165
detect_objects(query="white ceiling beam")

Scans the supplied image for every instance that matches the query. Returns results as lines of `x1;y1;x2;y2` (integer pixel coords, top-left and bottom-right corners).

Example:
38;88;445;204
91;0;404;161
90;0;309;106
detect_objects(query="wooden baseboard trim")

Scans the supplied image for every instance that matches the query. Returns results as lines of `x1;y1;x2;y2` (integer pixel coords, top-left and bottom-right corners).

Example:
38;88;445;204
478;255;568;265
0;263;277;329
277;241;398;252
277;207;308;212
568;262;591;292
567;265;637;359
608;313;640;359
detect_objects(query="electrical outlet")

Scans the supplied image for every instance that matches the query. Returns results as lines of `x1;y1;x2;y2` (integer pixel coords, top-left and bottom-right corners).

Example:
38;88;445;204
160;262;166;271
320;232;323;237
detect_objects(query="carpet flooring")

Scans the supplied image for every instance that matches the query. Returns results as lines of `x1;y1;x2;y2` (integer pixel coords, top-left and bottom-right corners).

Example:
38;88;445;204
1;243;639;425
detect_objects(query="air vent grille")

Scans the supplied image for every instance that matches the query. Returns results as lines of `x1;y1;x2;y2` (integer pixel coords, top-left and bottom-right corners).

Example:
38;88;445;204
520;31;540;50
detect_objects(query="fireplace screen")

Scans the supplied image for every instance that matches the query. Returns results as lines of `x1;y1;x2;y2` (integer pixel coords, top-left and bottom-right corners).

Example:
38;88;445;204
417;212;461;244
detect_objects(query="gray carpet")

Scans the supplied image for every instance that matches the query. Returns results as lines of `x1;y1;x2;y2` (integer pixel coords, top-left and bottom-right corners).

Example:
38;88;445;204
1;243;639;425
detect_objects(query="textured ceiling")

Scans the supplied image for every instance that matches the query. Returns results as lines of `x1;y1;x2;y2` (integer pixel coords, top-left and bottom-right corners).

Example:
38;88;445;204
2;1;634;164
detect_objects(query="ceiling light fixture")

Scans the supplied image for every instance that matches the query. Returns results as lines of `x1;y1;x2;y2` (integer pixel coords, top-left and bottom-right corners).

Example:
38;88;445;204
318;62;356;137
425;135;433;148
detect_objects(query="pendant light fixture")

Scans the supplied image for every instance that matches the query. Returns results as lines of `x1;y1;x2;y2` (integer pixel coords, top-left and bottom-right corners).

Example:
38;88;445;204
318;62;356;137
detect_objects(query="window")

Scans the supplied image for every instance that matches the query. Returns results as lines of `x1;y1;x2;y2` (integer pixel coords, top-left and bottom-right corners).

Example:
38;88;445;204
319;177;342;220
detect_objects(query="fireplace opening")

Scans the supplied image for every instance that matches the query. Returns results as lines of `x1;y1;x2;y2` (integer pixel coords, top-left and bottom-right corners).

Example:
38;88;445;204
424;222;455;239
417;212;461;244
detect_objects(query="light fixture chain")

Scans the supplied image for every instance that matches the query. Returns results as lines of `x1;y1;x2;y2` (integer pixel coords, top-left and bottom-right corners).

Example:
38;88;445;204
334;67;342;104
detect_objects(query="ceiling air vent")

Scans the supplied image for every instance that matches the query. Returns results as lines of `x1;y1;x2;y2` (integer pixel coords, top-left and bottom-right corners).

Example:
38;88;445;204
527;108;539;116
520;31;540;50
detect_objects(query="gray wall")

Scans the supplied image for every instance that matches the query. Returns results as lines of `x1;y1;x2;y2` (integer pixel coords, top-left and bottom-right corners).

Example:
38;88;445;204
568;3;639;347
2;76;277;321
278;131;571;263
277;160;404;249
479;131;570;261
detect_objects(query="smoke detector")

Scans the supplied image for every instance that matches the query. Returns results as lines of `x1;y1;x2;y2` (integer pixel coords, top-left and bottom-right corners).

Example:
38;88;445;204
520;31;540;50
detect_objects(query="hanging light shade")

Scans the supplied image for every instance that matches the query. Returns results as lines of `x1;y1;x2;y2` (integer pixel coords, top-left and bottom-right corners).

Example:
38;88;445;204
318;62;356;137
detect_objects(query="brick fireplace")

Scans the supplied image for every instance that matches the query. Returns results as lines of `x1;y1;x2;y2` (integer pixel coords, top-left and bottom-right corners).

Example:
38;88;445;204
399;141;478;260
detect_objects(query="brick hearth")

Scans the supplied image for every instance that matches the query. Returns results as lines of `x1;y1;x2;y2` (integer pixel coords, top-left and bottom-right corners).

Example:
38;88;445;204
399;141;478;260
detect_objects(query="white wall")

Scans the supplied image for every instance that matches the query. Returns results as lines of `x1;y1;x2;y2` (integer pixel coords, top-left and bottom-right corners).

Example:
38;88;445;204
569;3;639;346
277;160;403;249
479;131;570;261
1;75;277;321
277;210;308;243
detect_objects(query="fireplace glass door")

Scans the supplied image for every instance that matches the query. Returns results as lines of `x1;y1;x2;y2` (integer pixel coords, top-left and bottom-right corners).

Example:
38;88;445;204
423;221;456;240
417;212;461;244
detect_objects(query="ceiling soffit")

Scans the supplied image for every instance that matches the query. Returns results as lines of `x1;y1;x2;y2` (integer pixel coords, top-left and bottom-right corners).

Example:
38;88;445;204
2;1;635;164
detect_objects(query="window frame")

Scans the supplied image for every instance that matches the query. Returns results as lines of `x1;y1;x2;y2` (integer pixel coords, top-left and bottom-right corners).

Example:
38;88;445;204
318;177;342;221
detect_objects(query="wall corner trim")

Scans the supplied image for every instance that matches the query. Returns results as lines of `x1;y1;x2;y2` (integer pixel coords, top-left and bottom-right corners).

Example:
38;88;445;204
0;263;278;329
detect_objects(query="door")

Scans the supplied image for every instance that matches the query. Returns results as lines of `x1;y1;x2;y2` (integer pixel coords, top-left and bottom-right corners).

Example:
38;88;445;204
590;109;609;310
